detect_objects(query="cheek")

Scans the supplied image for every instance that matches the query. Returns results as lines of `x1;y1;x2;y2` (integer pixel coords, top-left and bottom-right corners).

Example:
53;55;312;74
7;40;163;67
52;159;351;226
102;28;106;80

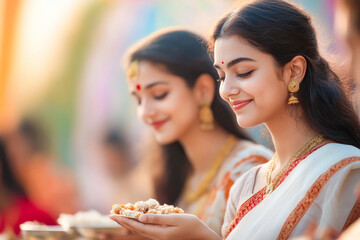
258;85;288;118
168;96;199;131
165;91;198;119
247;75;287;110
173;98;199;122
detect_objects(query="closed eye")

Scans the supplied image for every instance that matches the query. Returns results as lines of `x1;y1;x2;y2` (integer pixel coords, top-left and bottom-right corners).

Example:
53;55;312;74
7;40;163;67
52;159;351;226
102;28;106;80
154;92;168;100
237;70;254;78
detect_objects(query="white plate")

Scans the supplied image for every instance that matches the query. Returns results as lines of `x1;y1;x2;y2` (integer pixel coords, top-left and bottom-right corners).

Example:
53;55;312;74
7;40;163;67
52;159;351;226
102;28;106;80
76;225;127;239
21;225;74;239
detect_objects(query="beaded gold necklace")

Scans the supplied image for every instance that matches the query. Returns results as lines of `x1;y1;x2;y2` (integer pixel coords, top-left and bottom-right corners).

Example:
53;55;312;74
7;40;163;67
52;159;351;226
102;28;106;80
184;135;237;203
265;135;324;196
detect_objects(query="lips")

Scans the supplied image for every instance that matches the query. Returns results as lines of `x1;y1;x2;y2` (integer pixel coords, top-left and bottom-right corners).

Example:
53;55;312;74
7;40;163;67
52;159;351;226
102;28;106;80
230;100;252;110
151;119;168;130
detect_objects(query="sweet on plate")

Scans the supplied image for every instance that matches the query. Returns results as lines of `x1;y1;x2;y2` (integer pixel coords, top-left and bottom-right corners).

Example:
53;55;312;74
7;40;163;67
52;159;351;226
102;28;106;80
111;198;184;220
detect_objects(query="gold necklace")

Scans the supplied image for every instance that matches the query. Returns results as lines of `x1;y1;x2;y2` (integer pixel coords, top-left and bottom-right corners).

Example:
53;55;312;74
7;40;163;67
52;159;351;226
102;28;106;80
265;135;324;196
184;135;237;203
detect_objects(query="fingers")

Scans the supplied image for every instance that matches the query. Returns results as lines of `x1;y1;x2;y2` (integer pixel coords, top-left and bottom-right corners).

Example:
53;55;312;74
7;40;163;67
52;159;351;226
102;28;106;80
139;213;189;226
110;214;173;239
110;215;138;232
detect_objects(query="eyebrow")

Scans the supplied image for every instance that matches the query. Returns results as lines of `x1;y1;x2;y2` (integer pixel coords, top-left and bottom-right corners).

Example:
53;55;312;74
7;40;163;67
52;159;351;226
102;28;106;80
213;57;255;69
131;81;169;95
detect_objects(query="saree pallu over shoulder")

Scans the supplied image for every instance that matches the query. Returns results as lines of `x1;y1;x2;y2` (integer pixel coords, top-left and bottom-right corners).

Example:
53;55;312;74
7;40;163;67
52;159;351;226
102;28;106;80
224;145;320;238
225;143;360;240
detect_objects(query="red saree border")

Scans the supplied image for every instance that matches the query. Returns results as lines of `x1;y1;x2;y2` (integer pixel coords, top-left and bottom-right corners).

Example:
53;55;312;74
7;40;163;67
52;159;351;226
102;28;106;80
224;145;325;238
277;156;360;240
342;198;360;231
233;154;269;168
200;154;269;220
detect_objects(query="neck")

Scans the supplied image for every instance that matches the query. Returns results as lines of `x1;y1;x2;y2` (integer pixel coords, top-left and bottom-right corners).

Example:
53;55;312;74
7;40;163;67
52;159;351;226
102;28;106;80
265;107;317;169
179;124;232;173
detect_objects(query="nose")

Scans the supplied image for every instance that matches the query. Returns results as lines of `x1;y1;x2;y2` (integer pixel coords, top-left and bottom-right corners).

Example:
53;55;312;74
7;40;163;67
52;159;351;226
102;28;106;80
219;77;240;101
138;98;156;124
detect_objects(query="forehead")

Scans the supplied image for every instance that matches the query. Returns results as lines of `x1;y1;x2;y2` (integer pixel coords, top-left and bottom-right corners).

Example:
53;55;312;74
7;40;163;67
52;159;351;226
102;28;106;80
127;60;189;91
127;61;169;83
139;61;170;76
214;36;262;63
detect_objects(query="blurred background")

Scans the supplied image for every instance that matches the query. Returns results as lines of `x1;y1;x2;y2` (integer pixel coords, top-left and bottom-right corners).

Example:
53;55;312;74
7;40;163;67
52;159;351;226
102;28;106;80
0;0;351;220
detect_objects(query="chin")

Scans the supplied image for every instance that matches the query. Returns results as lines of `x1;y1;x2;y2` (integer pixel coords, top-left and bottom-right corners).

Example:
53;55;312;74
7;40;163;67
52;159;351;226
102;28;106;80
154;134;177;145
236;116;259;128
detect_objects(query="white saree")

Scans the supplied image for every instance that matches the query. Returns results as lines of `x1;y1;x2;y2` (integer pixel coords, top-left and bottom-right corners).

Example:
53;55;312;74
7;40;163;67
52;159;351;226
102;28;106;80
223;143;360;240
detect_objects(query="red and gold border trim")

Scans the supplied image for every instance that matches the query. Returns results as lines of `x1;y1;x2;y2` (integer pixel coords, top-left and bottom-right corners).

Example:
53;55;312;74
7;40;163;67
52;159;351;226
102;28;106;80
224;146;323;238
277;156;360;240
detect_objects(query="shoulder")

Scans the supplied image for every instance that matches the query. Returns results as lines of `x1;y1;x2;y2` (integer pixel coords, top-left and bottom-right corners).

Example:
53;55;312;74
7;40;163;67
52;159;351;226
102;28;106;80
231;164;262;190
320;143;360;156
224;140;273;170
216;141;272;185
227;165;262;206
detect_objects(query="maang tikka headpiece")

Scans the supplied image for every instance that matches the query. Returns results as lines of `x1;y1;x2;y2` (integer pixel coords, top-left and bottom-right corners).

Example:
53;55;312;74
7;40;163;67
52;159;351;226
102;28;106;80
127;60;139;81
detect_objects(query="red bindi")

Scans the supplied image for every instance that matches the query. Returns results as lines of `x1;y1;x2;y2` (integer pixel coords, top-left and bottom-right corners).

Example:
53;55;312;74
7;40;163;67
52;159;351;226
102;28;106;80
136;84;141;91
222;61;224;64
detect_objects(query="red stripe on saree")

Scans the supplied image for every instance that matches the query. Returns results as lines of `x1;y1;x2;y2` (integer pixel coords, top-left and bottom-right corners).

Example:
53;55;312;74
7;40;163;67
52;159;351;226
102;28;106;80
224;146;324;238
277;156;360;240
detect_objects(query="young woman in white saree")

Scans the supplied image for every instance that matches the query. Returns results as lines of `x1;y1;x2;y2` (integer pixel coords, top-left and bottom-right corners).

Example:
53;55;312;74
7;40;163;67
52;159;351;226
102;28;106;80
110;1;360;239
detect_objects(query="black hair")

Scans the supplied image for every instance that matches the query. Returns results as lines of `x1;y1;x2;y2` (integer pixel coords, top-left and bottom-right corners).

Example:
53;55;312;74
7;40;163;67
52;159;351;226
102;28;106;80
19;118;48;153
210;0;360;148
125;29;252;204
0;137;26;196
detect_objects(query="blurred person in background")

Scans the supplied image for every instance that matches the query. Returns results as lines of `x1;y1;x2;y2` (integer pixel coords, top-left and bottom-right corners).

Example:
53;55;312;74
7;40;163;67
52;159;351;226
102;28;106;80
102;129;132;177
99;128;153;205
0;137;56;236
4;119;80;219
110;28;273;239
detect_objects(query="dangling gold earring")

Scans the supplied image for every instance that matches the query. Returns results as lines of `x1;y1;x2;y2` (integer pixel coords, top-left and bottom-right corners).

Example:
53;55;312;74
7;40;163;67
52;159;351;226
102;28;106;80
288;80;300;105
199;101;214;131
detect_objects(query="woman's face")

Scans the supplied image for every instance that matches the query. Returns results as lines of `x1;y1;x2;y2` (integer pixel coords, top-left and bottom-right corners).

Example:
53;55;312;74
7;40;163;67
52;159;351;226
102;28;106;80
214;36;288;128
127;61;200;144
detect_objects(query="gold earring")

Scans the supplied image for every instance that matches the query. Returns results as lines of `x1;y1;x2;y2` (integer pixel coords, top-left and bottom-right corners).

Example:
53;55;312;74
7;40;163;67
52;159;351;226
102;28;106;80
199;101;214;131
288;80;300;105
